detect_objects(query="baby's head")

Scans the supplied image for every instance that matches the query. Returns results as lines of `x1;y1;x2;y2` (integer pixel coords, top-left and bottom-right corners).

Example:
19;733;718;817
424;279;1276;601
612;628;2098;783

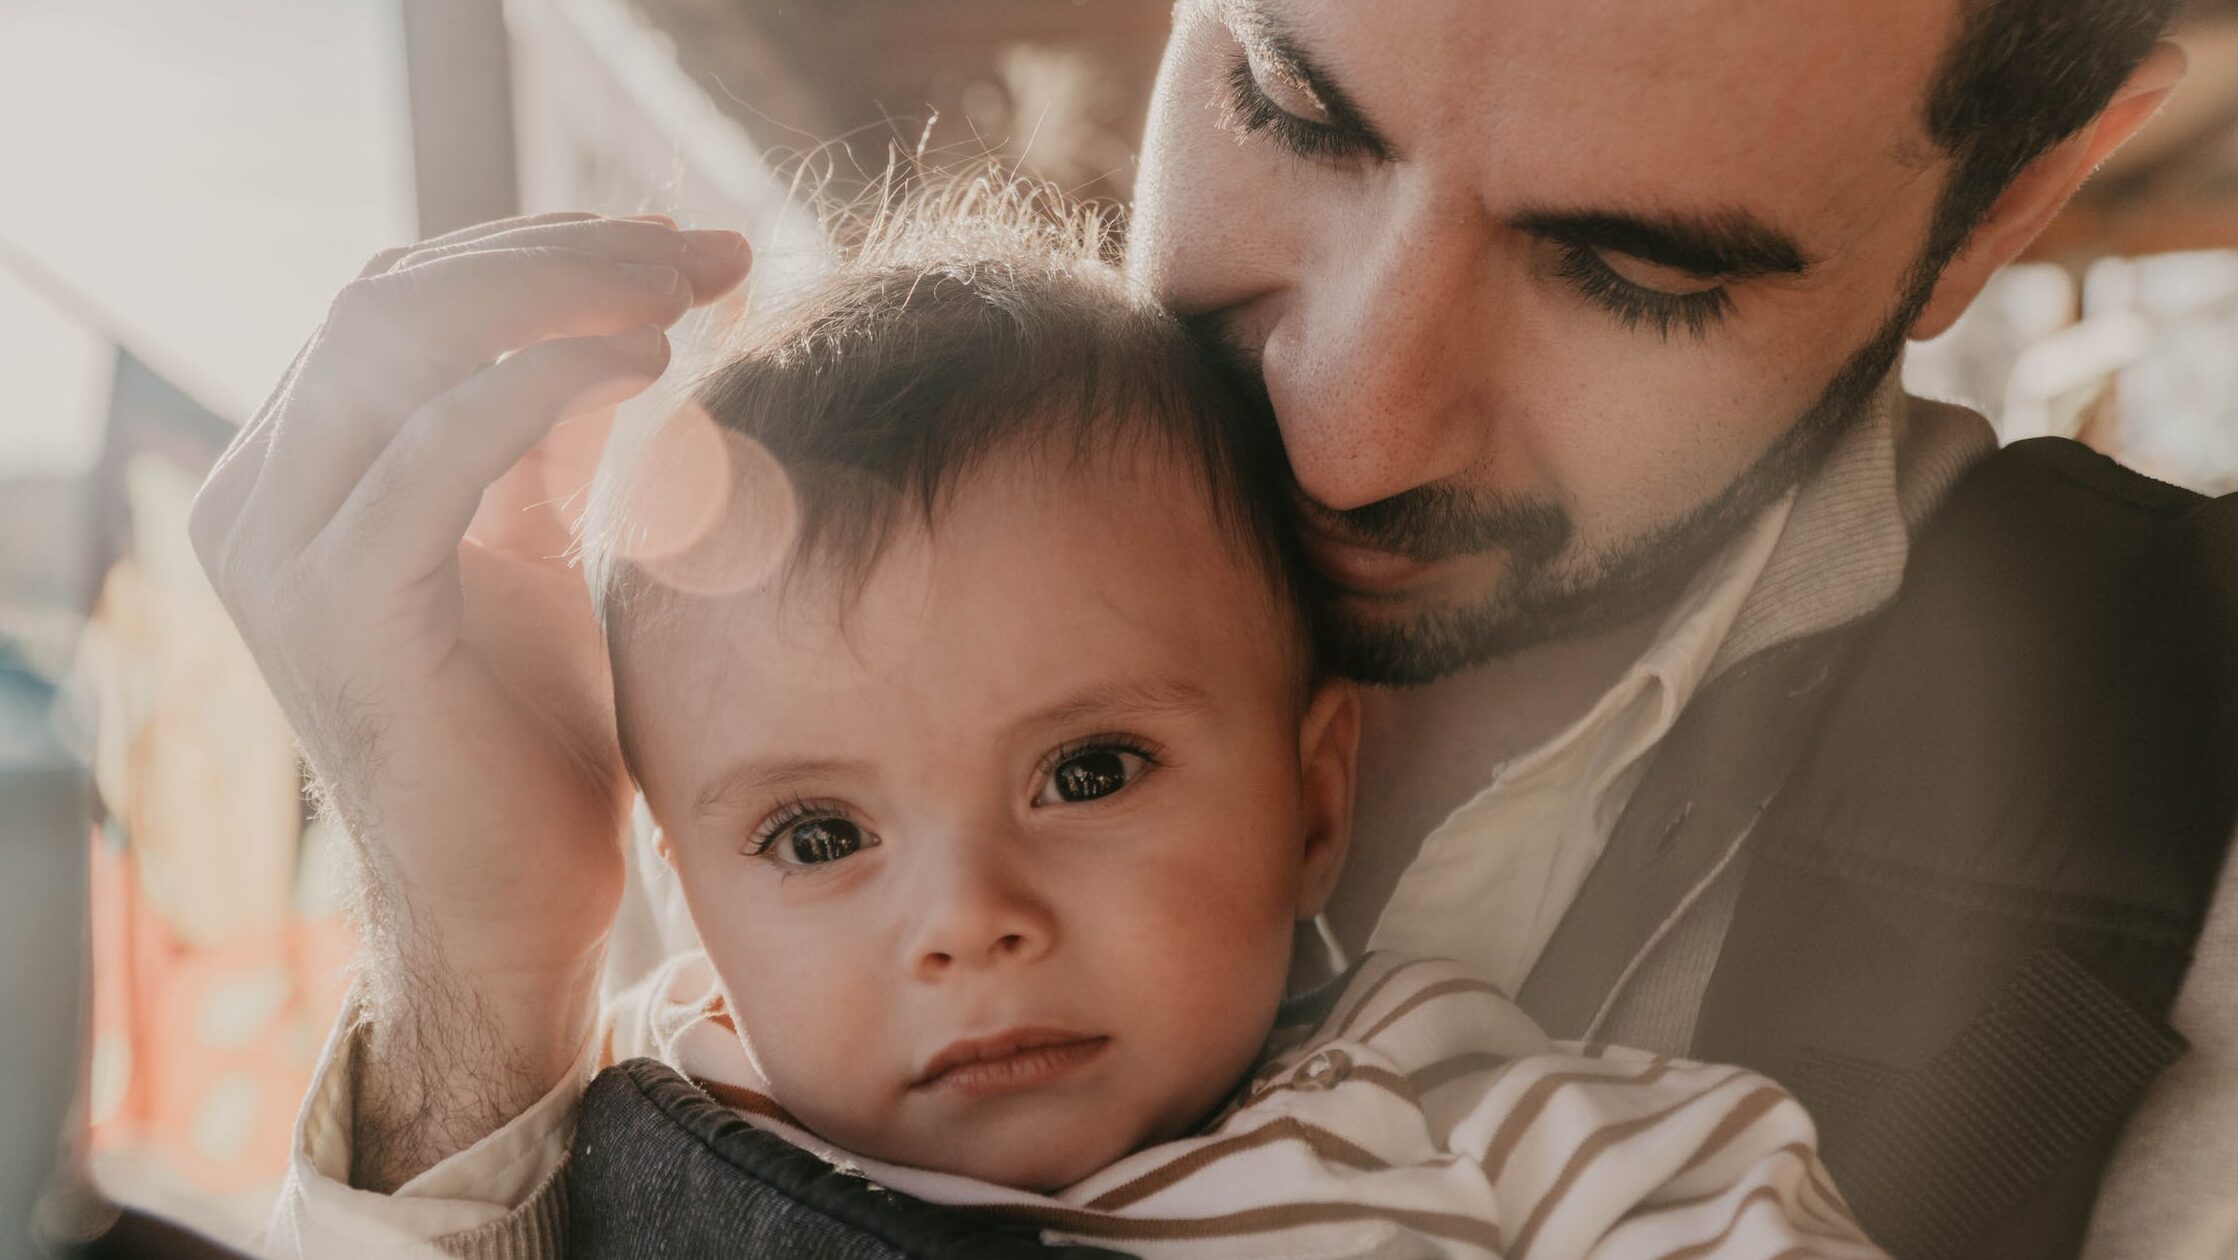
589;206;1355;1190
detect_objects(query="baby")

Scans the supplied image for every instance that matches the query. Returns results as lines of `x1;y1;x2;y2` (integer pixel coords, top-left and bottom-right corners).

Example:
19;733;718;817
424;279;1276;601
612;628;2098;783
554;204;1881;1259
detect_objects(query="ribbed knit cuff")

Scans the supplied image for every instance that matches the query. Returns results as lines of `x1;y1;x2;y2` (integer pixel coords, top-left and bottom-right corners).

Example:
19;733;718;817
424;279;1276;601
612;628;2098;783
432;1158;569;1260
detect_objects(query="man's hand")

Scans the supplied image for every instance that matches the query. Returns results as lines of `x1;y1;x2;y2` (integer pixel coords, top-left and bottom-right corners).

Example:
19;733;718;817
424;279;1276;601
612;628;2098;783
188;213;751;1191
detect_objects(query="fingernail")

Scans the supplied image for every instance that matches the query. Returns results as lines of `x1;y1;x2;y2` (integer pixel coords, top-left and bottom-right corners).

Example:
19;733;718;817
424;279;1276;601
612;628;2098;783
621;263;684;295
608;326;665;356
681;229;748;260
624;213;678;227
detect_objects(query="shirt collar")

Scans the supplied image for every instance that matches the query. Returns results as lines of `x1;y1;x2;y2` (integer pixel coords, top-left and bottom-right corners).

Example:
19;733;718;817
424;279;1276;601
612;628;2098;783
1711;374;1996;677
1500;371;1997;791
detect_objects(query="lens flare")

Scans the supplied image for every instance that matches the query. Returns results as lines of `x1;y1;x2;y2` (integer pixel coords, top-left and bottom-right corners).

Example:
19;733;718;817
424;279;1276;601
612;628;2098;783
618;398;799;596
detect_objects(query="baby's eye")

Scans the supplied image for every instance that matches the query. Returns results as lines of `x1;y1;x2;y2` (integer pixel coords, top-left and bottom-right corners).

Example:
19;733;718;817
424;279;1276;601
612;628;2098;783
752;806;874;867
783;817;865;864
1034;744;1153;807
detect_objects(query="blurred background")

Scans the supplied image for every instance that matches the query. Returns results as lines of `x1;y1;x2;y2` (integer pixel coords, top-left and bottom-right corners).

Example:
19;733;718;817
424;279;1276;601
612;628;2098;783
0;0;2234;1250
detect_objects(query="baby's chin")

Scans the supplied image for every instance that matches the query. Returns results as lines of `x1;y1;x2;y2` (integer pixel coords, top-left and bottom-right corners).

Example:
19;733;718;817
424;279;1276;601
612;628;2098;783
844;1103;1156;1193
937;1132;1132;1194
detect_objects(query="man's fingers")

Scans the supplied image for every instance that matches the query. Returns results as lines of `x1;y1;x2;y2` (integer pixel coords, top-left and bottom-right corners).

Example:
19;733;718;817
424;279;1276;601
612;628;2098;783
187;337;316;578
322;245;702;379
467;405;616;562
356;212;602;279
313;327;672;587
391;218;749;308
245;240;733;553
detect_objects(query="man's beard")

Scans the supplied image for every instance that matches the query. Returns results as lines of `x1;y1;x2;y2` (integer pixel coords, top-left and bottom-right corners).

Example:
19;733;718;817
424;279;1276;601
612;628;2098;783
1203;305;1918;687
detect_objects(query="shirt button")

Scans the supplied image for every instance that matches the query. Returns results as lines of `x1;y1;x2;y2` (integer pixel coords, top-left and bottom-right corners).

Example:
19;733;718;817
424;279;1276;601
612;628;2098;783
1294;1049;1353;1091
1648;800;1696;862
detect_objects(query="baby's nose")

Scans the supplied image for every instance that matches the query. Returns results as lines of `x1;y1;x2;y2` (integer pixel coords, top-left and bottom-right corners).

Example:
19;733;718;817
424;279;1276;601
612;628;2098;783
917;931;1033;976
905;847;1057;980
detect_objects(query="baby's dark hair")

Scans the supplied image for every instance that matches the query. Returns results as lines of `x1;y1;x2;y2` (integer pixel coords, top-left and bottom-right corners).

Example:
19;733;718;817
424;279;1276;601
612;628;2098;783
586;181;1318;747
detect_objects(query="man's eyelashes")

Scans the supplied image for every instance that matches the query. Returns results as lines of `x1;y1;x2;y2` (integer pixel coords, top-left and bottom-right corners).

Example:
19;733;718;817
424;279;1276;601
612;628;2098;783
1221;57;1373;164
1550;243;1737;341
1222;54;1735;342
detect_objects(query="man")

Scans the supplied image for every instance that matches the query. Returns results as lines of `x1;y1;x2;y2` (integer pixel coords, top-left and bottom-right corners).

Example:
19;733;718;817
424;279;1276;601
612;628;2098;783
190;0;2235;1256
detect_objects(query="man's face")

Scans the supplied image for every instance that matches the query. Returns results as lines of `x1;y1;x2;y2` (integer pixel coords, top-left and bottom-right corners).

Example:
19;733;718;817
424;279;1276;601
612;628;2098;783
1130;0;1960;682
622;443;1347;1191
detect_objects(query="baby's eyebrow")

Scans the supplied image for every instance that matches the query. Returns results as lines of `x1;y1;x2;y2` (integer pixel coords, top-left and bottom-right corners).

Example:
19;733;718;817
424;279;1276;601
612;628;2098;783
1009;677;1220;736
692;757;868;822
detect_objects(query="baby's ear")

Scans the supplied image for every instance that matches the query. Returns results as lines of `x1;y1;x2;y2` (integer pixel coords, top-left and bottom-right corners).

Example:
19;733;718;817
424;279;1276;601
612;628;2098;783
1294;678;1360;920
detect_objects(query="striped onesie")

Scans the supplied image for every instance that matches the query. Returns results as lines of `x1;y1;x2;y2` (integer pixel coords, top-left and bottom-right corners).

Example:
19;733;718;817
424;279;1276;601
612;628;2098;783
605;950;1886;1259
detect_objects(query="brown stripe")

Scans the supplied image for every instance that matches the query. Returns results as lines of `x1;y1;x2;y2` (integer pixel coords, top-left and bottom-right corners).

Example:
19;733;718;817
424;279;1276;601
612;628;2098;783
1757;1150;1842;1238
1356;976;1509;1043
1809;1155;1850;1216
1668;1085;1790;1185
1348;1064;1418;1102
597;1020;618;1070
1083;1116;1386;1212
971;1198;1503;1250
1480;1057;1677;1182
1617;1167;1864;1258
1507;1068;1752;1260
1765;1147;1839;1236
1410;1050;1516;1096
1654;1183;1809;1260
1325;954;1438;1044
1800;1156;1862;1238
1622;1141;1817;1218
693;1077;804;1129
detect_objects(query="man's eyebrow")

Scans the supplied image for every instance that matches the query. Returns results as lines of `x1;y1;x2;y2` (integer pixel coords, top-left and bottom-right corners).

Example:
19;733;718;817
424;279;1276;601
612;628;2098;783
1009;677;1219;736
1512;208;1814;280
1227;0;1393;160
693;757;869;821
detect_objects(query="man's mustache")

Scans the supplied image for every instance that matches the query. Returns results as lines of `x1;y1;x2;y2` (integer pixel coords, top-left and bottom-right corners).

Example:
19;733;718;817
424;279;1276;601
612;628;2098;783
1185;312;1573;568
1300;487;1573;567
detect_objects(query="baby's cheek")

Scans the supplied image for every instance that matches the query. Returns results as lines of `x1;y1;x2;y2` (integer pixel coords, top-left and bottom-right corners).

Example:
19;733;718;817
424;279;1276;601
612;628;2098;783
701;932;884;1090
1111;859;1292;1075
745;984;898;1136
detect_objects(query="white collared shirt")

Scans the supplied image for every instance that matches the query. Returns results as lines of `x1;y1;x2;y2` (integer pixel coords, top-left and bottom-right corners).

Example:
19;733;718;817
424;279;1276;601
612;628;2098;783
1366;493;1796;997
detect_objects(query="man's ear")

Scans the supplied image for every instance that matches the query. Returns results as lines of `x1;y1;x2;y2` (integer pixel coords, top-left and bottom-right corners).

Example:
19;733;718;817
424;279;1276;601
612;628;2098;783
1911;39;2187;341
1293;678;1360;921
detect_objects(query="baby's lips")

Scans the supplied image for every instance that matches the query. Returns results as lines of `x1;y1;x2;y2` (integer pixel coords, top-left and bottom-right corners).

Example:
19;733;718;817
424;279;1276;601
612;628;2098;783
913;1027;1107;1089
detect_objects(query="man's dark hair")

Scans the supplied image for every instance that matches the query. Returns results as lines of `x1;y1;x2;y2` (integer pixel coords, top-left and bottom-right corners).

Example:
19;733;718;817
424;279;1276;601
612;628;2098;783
1917;0;2181;285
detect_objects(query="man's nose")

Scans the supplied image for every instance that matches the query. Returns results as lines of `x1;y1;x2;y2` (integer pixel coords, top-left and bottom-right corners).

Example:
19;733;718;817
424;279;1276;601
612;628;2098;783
903;832;1057;981
1269;182;1495;512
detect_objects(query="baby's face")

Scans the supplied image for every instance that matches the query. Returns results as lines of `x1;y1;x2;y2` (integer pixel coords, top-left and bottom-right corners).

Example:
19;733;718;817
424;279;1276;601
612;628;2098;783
621;440;1354;1190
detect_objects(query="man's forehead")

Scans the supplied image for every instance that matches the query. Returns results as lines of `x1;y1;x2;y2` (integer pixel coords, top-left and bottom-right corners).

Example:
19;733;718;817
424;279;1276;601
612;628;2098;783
1243;0;1957;249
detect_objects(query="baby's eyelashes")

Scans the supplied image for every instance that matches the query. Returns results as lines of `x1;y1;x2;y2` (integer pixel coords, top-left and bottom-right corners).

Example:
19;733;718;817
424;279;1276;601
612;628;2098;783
1032;737;1159;807
751;799;876;866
